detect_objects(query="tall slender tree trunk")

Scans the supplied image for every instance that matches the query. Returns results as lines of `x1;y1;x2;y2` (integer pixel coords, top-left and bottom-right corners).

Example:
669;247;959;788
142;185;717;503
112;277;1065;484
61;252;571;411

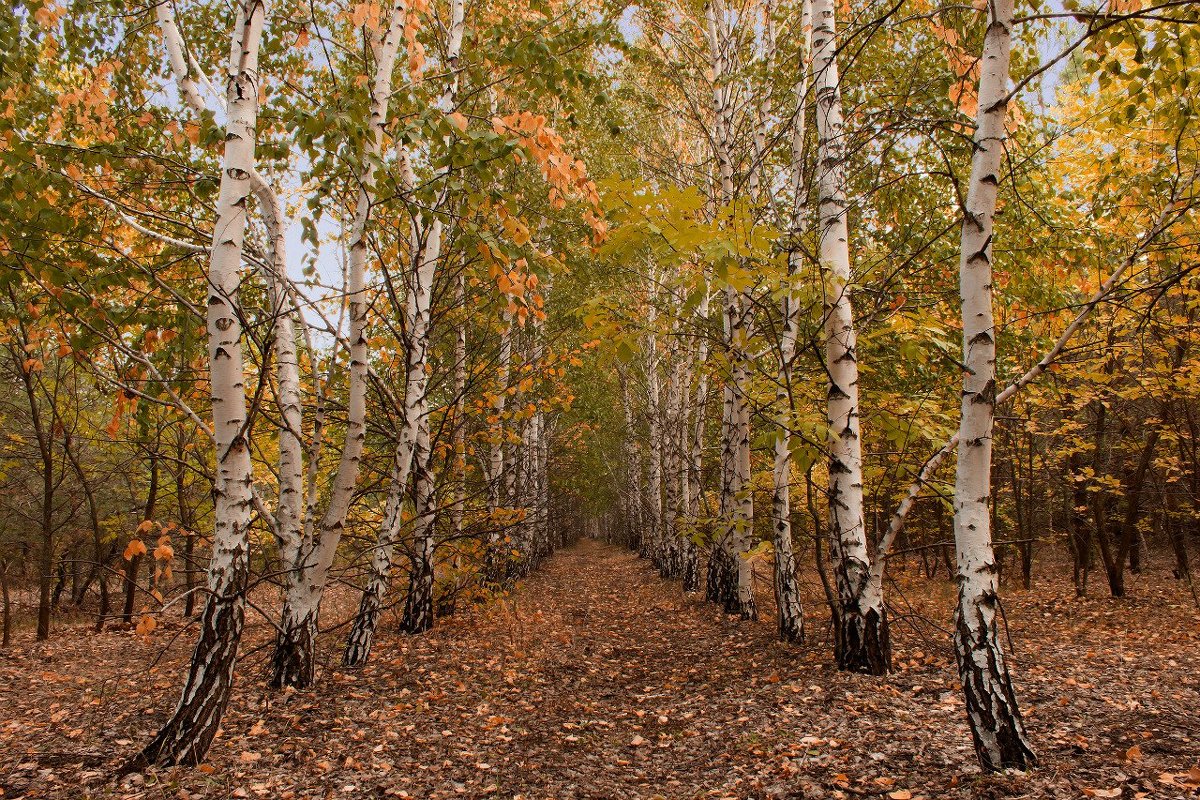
811;0;888;673
132;0;265;768
645;288;666;572
0;560;10;648
949;0;1035;770
345;0;464;656
124;452;159;624
703;0;756;620
683;287;710;592
770;0;812;645
270;1;418;686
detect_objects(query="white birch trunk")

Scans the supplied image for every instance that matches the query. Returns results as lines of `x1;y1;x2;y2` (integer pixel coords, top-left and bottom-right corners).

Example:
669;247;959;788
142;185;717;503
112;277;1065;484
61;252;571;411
345;0;464;656
477;308;515;582
644;288;666;571
950;0;1036;770
271;0;410;687
812;0;888;673
661;325;686;581
703;0;756;619
683;286;710;591
770;0;813;645
134;0;265;767
621;376;645;551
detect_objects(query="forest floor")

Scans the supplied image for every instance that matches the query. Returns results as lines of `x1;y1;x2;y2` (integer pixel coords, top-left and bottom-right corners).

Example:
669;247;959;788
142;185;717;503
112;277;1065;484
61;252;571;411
1;538;1198;800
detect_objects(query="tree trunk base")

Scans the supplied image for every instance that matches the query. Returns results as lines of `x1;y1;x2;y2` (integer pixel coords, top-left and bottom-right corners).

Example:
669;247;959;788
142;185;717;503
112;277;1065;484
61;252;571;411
269;611;317;689
834;603;890;675
343;584;383;668
401;563;434;635
128;592;243;770
955;600;1037;772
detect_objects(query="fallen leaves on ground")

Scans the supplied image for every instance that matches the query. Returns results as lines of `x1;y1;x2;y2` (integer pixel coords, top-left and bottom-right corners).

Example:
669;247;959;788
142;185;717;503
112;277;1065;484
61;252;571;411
0;539;1197;799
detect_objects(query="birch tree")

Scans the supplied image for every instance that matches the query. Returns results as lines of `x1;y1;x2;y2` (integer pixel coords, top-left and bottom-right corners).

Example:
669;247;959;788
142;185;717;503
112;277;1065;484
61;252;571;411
703;0;756;620
344;0;465;656
769;0;812;645
812;0;889;673
949;0;1036;769
132;0;266;766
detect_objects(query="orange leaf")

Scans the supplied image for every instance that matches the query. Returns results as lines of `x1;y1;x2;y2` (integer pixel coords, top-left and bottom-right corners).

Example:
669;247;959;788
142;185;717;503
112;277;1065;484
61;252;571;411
123;539;148;560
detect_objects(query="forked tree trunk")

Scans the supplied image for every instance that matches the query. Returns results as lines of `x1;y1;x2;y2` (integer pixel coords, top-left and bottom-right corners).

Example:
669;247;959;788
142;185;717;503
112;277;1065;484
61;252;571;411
950;0;1035;771
342;221;438;663
269;2;406;687
811;0;888;673
345;0;464;657
132;0;265;767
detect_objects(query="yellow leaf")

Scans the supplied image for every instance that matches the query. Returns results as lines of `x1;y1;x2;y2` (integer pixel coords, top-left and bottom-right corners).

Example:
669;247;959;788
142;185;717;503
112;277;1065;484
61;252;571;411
135;614;156;636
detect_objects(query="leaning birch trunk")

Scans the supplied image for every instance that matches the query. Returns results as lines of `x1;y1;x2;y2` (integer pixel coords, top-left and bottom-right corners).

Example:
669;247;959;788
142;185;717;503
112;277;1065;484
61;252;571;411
396;219;443;631
769;0;811;645
346;0;464;653
256;185;307;659
812;0;888;673
269;0;407;688
343;216;438;660
950;0;1036;770
132;0;265;767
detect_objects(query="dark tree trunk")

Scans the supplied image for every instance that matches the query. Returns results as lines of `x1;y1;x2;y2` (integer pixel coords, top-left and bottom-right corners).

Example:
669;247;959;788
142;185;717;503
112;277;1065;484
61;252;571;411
954;595;1037;771
129;576;247;768
125;453;160;623
122;554;142;624
833;593;890;675
1;561;11;648
269;607;317;689
51;556;67;609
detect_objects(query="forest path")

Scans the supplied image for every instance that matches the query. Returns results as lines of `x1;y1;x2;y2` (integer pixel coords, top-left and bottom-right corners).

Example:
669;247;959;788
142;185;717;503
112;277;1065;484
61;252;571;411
3;538;1199;799
274;537;978;799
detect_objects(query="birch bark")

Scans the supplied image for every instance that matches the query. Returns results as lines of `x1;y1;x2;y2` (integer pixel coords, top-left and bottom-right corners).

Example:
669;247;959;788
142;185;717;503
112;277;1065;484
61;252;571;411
270;0;409;686
703;0;755;619
950;0;1036;769
812;0;888;673
770;0;812;645
346;0;465;653
133;0;265;766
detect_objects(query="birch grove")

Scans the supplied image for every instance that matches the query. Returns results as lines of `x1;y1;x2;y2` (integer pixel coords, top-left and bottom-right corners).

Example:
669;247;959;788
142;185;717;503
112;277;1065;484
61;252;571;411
7;0;1200;782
